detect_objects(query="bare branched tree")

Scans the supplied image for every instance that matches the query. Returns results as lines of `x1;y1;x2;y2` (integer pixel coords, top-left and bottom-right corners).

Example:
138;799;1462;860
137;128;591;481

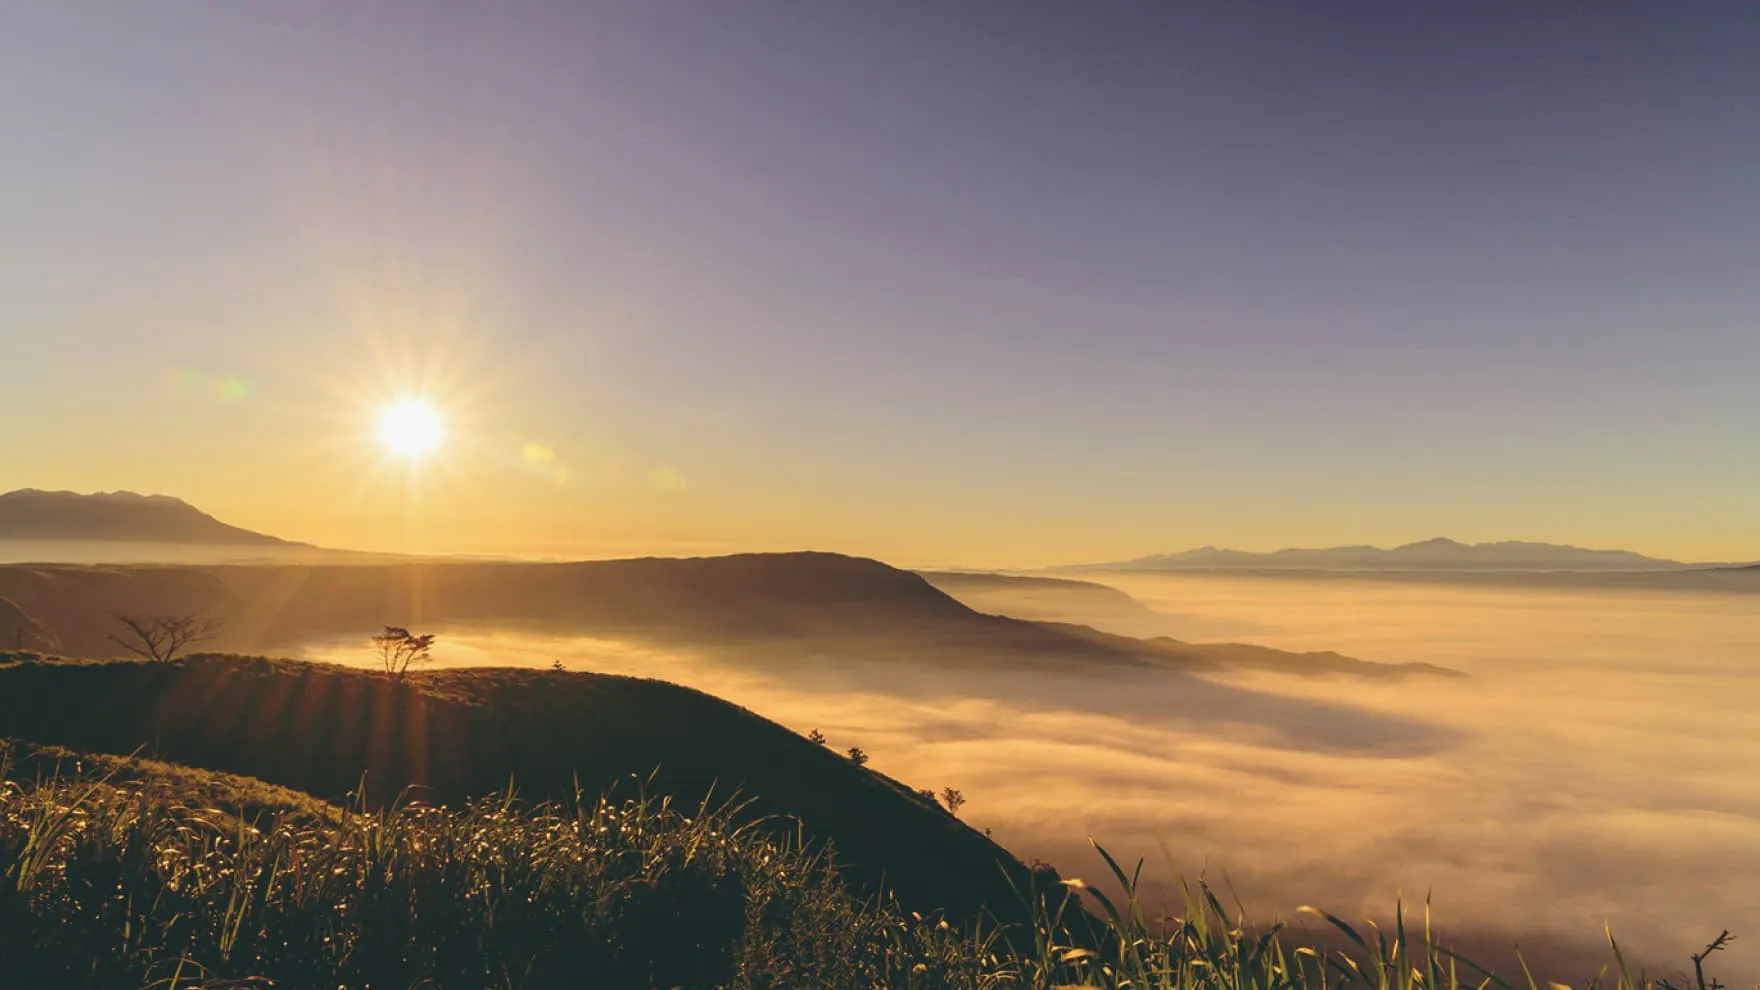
110;614;220;663
846;746;868;766
1657;930;1734;990
372;626;436;678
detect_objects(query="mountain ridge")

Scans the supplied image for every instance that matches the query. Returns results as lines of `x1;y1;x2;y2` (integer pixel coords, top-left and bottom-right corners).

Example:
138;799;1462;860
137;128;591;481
0;489;291;546
1062;538;1699;573
0;553;1454;678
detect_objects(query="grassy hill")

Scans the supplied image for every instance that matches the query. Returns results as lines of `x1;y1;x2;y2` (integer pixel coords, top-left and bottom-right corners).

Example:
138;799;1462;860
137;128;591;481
1;745;987;989
0;736;335;823
0;652;1047;927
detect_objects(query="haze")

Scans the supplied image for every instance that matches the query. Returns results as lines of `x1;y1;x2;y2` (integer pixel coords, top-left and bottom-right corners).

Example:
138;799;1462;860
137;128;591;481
304;575;1760;976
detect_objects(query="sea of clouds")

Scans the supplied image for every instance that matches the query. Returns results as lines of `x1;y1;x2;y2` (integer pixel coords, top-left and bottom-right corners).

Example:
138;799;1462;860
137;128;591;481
306;573;1760;981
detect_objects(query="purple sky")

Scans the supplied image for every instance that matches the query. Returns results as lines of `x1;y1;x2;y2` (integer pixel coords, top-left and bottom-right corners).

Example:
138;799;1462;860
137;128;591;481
2;3;1756;564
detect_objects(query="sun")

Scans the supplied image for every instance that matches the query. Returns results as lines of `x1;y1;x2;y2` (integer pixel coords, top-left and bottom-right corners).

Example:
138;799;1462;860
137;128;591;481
377;399;446;460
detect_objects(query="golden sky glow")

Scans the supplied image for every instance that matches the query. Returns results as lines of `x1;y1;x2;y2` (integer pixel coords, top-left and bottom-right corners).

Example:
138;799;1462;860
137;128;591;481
5;287;1756;569
4;7;1758;569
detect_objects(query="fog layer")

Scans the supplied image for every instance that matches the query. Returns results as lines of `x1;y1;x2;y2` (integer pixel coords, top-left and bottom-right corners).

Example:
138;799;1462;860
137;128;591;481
306;575;1759;979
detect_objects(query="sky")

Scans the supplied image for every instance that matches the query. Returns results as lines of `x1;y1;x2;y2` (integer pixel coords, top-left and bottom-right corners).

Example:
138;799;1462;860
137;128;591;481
2;2;1757;567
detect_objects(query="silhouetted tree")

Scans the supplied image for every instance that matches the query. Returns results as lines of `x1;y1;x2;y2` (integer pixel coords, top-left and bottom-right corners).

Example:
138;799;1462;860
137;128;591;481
846;747;868;766
1660;930;1735;990
940;787;966;815
551;657;565;671
372;626;436;678
807;729;826;745
109;614;219;663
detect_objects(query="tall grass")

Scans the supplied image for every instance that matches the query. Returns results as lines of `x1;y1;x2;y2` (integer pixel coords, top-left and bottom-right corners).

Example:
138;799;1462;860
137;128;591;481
0;768;994;989
0;764;1732;989
1007;840;1724;990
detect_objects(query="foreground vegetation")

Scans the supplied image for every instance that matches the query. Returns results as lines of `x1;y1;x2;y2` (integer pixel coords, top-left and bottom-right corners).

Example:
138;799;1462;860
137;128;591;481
0;652;1035;924
0;758;1732;990
0;762;987;989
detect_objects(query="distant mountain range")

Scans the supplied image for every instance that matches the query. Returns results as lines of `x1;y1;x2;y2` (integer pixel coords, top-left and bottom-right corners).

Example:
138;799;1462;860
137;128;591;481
1062;538;1706;573
7;489;1749;580
0;489;290;545
0;551;1455;678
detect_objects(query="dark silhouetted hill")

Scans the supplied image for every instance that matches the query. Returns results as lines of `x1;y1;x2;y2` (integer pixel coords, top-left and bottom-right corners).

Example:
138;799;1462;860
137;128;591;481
0;489;290;545
0;553;1450;676
0;553;971;654
0;653;1048;925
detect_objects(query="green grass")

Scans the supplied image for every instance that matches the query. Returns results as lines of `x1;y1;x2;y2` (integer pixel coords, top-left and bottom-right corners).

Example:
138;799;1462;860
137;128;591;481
0;758;1731;990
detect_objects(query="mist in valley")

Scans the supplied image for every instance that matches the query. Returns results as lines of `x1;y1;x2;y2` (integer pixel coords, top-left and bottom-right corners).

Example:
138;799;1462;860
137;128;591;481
302;574;1760;979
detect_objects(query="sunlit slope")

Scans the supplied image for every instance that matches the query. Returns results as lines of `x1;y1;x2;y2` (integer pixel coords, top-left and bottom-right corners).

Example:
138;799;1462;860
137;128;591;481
0;736;336;824
0;595;56;652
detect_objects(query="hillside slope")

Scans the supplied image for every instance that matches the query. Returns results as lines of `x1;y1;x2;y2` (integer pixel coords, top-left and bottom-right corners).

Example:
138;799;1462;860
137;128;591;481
0;596;56;652
0;653;1048;925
